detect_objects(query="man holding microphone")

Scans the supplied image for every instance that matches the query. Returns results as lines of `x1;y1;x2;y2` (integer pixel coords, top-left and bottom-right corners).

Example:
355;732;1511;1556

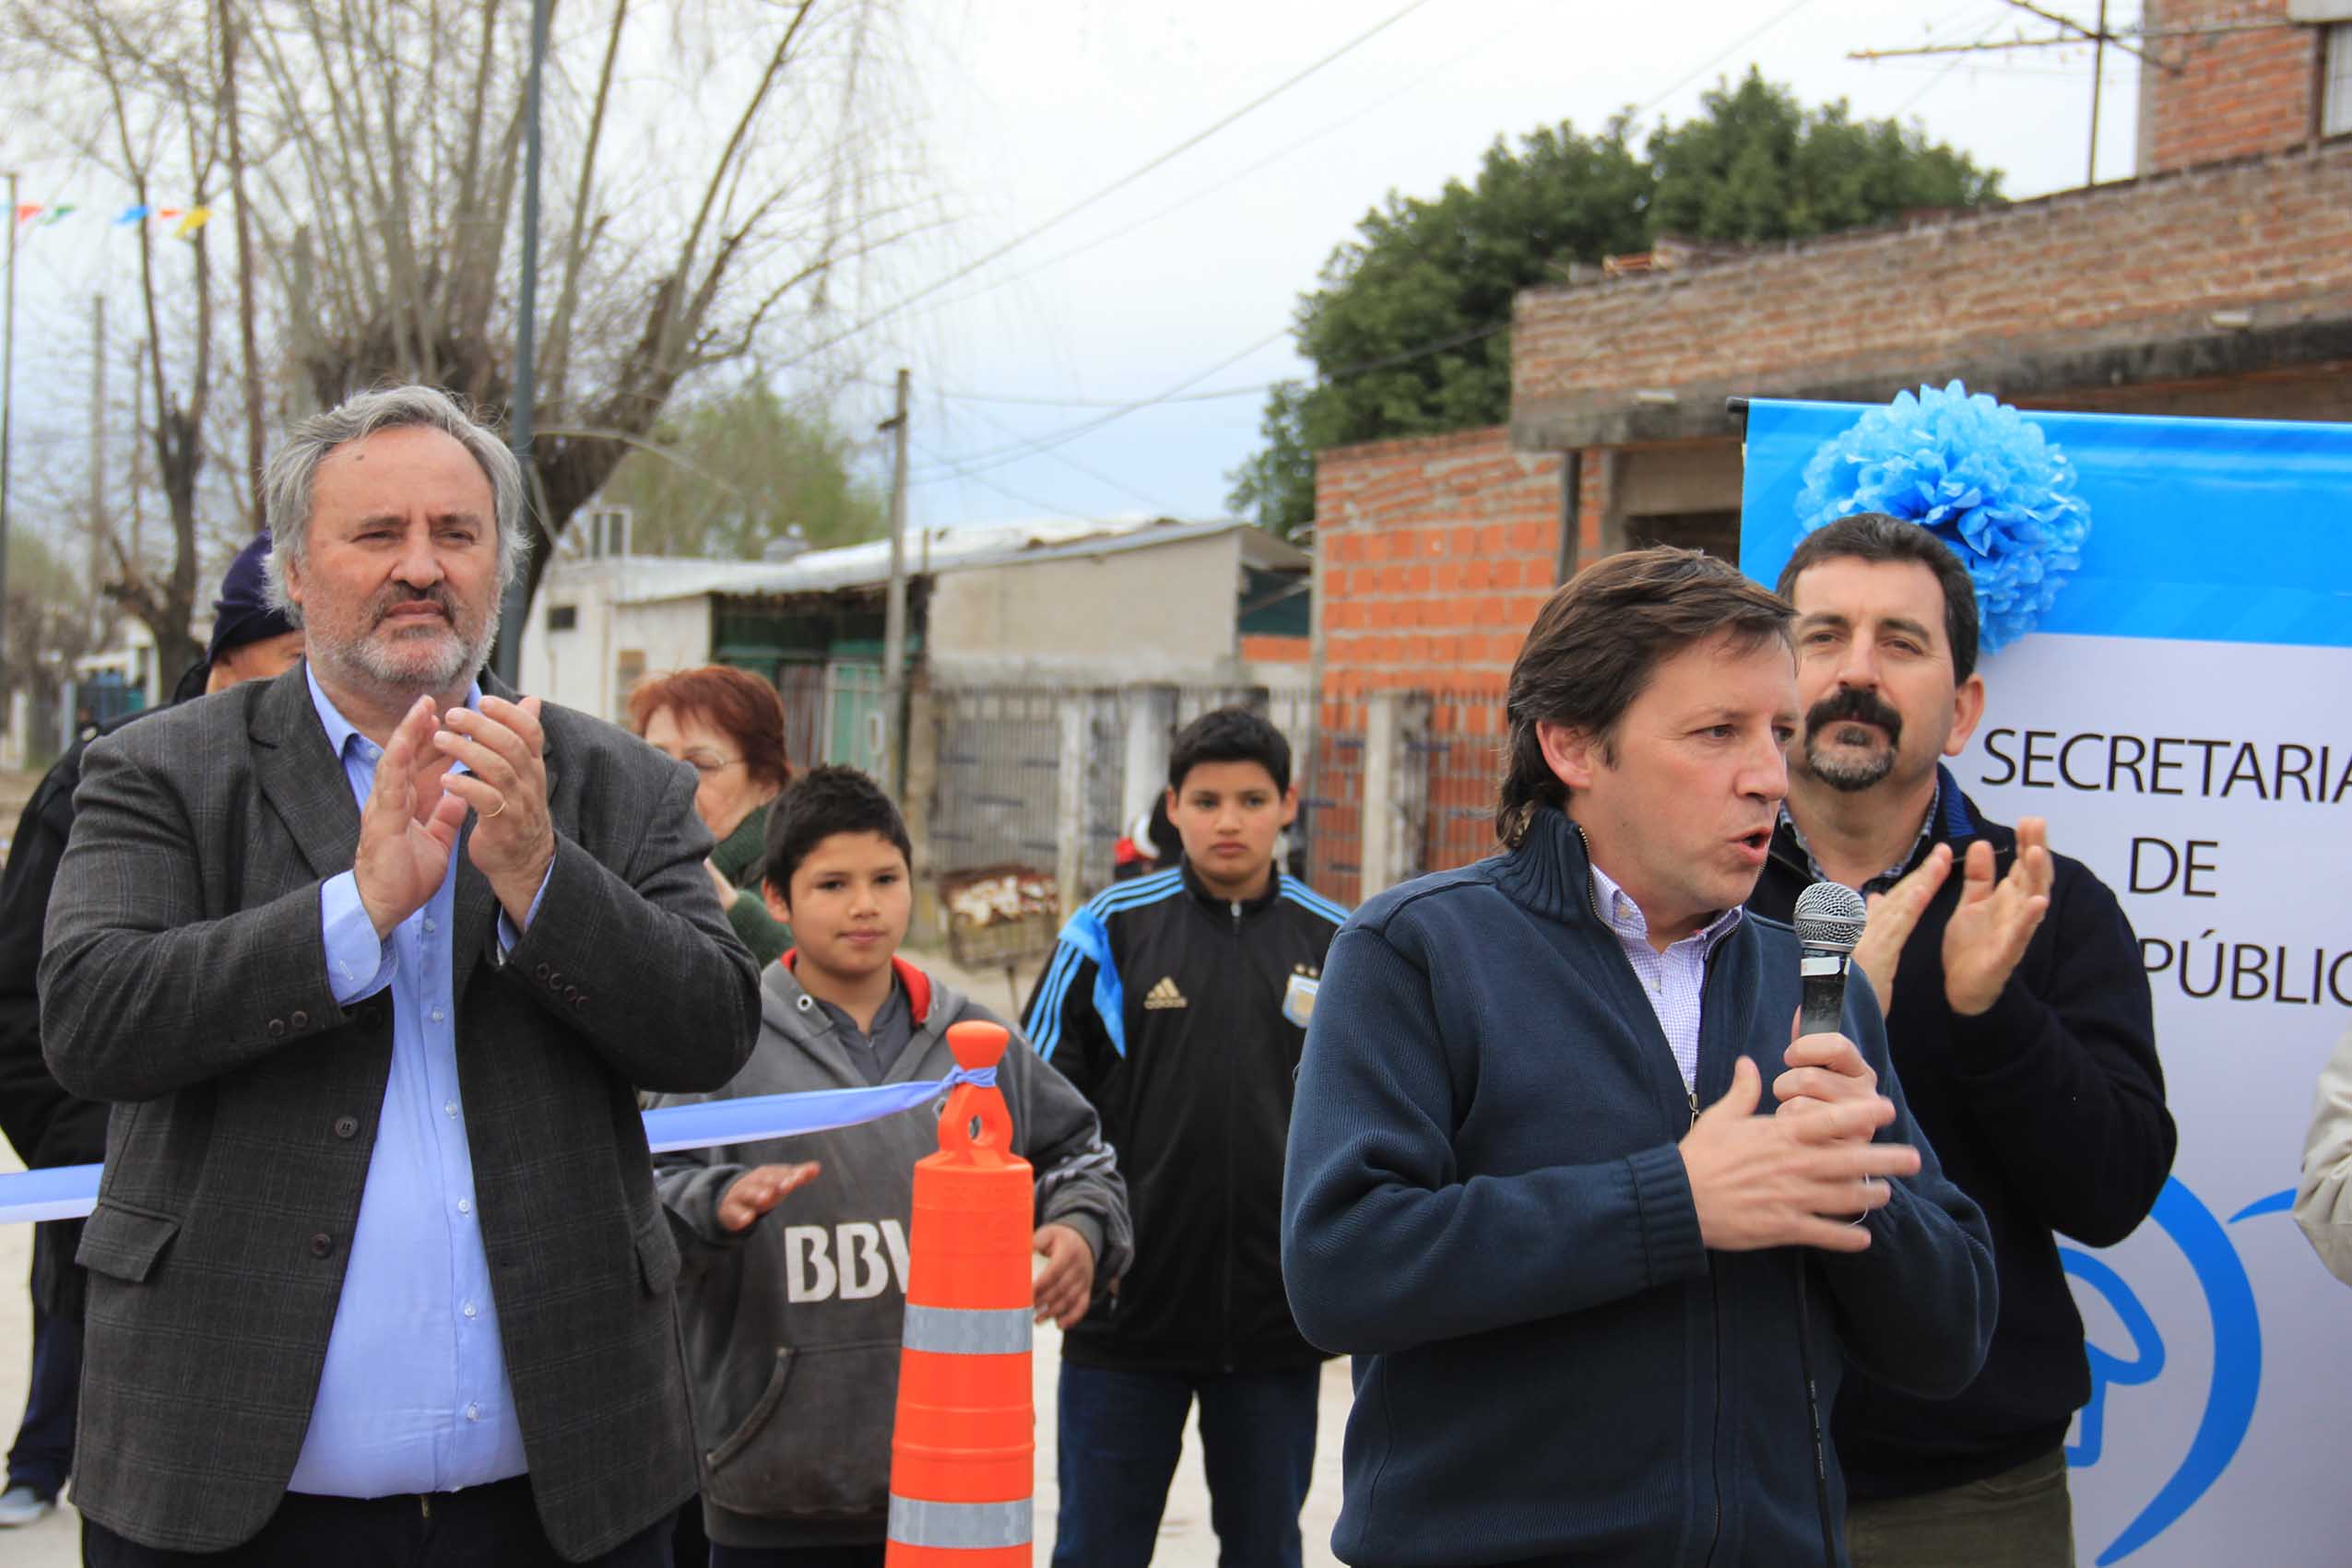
1282;547;1996;1567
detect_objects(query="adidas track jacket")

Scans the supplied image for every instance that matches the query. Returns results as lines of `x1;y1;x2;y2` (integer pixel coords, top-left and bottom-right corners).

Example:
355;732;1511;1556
1023;861;1344;1372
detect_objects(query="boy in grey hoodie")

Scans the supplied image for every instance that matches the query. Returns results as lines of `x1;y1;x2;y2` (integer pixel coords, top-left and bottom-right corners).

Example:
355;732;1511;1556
652;766;1132;1567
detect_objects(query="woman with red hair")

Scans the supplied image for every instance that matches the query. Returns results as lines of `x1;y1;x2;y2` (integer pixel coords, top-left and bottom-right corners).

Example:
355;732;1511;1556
629;666;796;967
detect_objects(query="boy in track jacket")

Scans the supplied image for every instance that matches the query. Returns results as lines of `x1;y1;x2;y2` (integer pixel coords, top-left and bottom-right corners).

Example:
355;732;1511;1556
653;766;1133;1567
1024;707;1347;1568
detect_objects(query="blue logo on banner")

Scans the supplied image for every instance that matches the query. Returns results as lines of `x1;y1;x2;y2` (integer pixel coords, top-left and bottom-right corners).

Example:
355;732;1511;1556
2061;1178;2289;1564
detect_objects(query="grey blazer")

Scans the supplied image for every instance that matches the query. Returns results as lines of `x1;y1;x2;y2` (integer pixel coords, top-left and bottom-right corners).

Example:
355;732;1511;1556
39;663;762;1560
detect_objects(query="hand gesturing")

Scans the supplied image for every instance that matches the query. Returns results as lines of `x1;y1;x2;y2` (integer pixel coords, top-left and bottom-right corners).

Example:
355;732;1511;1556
353;696;470;938
1850;843;1954;1010
431;695;557;930
1944;818;2053;1016
1682;1057;1919;1253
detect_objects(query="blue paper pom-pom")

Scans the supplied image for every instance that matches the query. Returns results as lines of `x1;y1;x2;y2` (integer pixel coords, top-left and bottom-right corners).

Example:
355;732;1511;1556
1793;381;2091;655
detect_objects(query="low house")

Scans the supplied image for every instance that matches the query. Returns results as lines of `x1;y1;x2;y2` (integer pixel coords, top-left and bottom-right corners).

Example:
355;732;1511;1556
519;514;1310;769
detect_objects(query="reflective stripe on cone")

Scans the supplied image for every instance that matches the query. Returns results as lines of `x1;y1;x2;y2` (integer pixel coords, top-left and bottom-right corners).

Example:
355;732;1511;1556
888;1020;1035;1566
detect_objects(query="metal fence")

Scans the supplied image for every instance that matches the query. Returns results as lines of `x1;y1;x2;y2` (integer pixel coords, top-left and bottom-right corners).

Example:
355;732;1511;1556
1423;690;1507;877
927;687;1066;876
915;678;1500;917
1301;695;1368;909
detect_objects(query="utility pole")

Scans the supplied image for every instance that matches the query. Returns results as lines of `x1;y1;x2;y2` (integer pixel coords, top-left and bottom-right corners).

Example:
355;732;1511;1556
2087;0;2108;185
129;336;146;565
880;368;911;791
1;170;18;713
492;0;551;690
219;0;266;531
90;295;108;643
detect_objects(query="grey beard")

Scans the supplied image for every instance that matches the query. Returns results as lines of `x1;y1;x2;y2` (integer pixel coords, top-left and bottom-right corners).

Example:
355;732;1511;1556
1802;739;1895;794
318;607;499;699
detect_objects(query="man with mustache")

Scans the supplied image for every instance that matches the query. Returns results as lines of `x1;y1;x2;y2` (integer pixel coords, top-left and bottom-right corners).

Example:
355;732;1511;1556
1751;513;2174;1568
41;384;761;1565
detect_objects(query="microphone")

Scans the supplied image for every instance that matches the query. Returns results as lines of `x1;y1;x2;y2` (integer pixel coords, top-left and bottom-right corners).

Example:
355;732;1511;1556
1793;881;1868;1036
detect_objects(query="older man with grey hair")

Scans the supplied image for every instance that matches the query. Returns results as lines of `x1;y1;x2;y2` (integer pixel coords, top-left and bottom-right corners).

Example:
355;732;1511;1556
41;384;761;1565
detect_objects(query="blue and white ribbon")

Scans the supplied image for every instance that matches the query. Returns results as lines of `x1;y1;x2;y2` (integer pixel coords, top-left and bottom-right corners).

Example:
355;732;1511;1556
0;1064;1000;1227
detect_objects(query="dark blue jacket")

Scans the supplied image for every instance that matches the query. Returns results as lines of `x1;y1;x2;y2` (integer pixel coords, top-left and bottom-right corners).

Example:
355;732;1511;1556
1281;808;1997;1567
1026;860;1345;1371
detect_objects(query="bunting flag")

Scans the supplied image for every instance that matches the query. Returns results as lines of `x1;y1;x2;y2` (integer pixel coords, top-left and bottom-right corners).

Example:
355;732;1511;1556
7;199;220;242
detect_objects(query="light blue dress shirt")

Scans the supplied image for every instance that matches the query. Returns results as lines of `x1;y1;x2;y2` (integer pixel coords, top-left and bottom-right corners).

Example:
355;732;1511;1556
288;668;539;1497
1588;862;1743;1094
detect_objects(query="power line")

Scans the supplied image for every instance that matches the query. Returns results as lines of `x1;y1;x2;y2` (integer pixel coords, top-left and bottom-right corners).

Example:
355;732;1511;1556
910;325;1293;481
1891;9;2015;116
944;395;1182;513
908;0;1554;323
1630;0;1824;121
893;315;1511;413
783;0;1447;370
898;0;1828;468
909;441;1097;524
905;316;1517;479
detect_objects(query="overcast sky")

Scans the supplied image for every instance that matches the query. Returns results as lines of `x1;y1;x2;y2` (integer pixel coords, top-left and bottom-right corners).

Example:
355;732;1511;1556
867;0;2148;531
0;0;2150;561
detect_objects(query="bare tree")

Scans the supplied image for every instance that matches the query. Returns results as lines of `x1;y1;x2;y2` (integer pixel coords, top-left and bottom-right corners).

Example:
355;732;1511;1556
2;0;924;665
237;0;927;607
5;0;229;681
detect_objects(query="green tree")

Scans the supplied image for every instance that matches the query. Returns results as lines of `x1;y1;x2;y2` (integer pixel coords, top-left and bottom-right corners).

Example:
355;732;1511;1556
1647;70;2000;242
1228;119;1649;537
597;378;888;560
1231;72;2003;536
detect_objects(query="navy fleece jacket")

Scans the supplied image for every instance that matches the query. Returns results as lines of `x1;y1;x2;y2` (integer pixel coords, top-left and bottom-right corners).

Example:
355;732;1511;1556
1281;808;1997;1568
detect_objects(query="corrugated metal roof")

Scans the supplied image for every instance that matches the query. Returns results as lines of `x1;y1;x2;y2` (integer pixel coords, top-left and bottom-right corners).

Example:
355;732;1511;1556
582;514;1303;606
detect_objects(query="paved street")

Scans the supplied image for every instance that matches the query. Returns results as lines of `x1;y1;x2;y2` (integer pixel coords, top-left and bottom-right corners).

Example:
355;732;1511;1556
0;941;1353;1564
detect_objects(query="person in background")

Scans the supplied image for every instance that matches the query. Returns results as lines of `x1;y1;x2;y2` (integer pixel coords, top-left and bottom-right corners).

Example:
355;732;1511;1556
2296;1022;2352;1287
653;765;1131;1567
0;530;303;1531
1755;514;2172;1568
1110;806;1164;882
630;666;797;967
1026;708;1346;1568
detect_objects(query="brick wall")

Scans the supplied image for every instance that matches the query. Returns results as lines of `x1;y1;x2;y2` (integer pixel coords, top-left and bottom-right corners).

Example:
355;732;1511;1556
1313;427;1568;694
1238;633;1310;663
2140;0;2321;175
1511;138;2352;447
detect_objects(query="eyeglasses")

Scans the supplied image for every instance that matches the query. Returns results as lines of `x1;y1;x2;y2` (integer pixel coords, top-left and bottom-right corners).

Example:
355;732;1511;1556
683;753;744;777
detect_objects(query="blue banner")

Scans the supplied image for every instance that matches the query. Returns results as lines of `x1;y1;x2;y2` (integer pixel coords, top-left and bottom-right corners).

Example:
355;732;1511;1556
1740;398;2352;649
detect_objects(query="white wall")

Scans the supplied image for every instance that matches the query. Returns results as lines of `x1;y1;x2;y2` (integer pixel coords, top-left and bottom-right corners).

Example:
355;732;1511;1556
926;533;1243;684
521;563;714;725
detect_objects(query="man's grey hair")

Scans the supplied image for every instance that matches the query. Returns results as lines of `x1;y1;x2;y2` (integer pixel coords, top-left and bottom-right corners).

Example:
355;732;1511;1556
262;384;531;622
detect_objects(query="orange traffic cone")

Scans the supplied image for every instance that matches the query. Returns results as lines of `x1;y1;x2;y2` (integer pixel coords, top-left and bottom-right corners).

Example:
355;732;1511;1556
886;1020;1034;1564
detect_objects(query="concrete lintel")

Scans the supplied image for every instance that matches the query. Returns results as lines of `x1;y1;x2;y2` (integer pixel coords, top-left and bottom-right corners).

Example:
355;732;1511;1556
1510;314;2352;452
